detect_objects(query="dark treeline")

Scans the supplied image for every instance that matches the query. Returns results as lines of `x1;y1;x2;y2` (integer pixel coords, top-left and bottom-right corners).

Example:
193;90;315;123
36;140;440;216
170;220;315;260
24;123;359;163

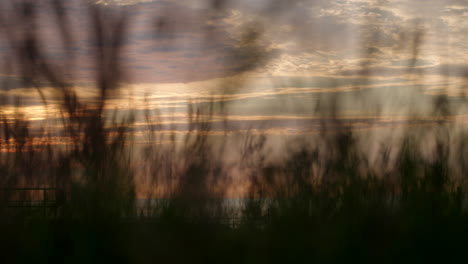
0;0;467;263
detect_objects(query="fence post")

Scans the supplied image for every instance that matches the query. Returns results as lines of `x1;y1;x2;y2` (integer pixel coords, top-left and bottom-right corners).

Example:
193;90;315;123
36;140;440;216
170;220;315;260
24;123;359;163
43;188;48;218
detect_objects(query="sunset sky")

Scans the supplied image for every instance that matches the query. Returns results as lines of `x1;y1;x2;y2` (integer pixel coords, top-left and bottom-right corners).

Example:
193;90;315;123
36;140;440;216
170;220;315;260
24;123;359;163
1;0;468;144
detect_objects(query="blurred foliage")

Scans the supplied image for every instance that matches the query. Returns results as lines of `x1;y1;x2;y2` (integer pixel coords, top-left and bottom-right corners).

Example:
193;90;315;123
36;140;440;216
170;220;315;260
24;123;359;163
0;0;467;263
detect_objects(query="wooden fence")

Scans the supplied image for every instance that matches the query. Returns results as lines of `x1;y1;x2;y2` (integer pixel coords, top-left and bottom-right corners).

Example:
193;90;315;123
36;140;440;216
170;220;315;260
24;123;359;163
0;188;58;217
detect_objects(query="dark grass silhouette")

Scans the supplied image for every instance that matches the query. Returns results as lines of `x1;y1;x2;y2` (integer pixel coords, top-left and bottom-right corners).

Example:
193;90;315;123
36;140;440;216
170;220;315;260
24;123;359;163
0;0;468;263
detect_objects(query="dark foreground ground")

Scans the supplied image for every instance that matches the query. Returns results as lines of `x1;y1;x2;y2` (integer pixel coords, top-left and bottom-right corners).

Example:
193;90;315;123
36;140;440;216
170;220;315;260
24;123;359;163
1;184;468;264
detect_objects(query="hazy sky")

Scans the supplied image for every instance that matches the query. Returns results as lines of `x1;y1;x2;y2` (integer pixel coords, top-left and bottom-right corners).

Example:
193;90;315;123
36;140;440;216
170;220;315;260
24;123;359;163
1;0;468;139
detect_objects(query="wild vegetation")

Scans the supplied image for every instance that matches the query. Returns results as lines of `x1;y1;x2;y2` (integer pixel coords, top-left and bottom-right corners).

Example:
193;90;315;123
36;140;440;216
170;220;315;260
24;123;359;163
0;0;467;263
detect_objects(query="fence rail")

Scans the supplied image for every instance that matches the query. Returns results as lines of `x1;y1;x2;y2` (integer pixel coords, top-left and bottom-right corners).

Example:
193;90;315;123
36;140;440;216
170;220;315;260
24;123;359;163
0;187;59;217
